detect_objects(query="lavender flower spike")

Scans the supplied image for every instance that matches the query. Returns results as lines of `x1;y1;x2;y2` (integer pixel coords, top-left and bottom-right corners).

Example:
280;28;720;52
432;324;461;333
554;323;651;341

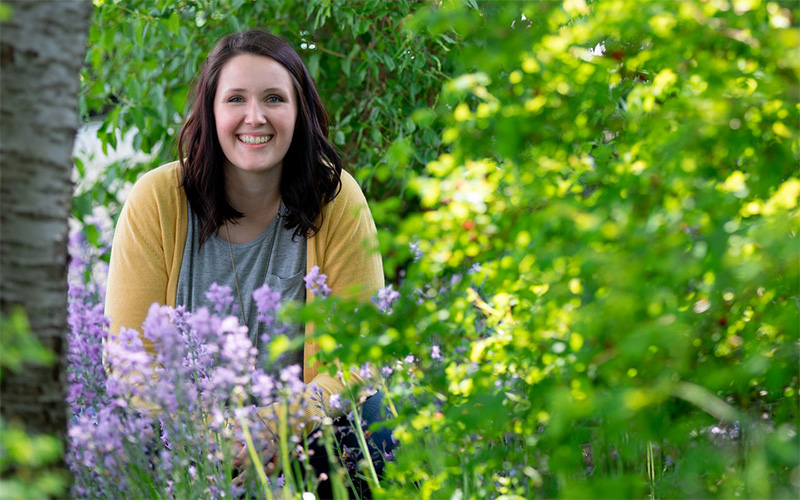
304;265;332;298
279;364;305;396
372;284;400;313
205;282;236;315
409;241;423;262
253;283;281;325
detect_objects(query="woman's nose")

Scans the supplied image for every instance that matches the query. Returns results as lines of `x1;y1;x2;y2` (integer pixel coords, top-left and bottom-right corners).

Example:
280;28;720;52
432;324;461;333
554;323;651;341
245;102;266;125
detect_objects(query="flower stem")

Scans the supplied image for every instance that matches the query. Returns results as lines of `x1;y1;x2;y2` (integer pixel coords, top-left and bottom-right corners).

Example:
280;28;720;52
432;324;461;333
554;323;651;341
277;401;295;499
380;378;399;419
349;397;381;490
237;399;273;500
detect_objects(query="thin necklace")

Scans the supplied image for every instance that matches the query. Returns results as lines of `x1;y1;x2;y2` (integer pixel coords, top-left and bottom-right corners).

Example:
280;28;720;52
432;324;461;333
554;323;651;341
224;209;279;352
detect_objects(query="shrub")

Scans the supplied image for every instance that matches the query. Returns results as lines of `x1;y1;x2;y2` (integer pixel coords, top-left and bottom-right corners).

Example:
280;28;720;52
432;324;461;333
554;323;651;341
72;1;799;498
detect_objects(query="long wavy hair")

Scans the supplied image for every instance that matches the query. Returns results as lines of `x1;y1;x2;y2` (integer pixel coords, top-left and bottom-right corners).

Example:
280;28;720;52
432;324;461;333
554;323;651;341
177;29;342;245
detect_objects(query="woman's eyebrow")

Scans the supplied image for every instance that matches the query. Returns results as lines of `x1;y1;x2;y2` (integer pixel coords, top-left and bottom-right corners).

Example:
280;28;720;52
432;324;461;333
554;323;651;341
221;87;288;93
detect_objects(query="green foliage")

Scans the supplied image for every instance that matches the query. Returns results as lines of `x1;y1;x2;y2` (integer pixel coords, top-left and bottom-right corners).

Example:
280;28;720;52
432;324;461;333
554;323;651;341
308;0;800;497
81;0;800;498
0;420;66;500
0;310;66;499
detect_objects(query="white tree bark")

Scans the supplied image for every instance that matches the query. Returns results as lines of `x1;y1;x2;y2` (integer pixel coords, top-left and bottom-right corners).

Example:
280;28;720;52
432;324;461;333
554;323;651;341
0;0;92;437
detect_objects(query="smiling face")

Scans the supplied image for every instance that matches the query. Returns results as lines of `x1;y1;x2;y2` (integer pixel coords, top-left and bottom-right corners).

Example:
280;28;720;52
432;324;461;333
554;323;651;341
213;54;298;179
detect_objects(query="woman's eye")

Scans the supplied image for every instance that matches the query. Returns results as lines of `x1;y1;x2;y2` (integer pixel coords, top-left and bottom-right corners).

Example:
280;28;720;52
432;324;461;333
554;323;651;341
227;96;244;103
266;95;283;103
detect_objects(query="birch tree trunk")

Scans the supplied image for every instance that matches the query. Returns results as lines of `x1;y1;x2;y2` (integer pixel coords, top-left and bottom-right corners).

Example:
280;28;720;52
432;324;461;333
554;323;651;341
0;0;92;439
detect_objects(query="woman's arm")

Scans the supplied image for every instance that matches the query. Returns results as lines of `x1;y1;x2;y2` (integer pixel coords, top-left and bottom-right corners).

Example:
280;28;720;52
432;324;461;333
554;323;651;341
316;170;385;304
105;163;185;361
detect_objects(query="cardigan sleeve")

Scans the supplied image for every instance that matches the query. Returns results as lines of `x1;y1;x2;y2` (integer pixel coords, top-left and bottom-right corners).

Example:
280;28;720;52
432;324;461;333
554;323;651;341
315;170;384;302
105;166;176;357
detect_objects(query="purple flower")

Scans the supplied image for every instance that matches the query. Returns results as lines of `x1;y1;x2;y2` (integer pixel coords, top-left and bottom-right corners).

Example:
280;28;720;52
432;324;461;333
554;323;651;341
229;483;246;498
234;404;257;423
304;266;332;298
279;364;304;395
204;367;238;402
329;394;342;411
159;450;173;471
68;241;362;496
68;223;111;301
66;283;109;413
204;282;236;315
185;306;219;346
431;344;442;360
104;328;152;401
251;369;275;405
308;383;326;410
372;285;400;313
280;364;302;380
409;241;423;262
143;304;185;368
252;283;281;325
68;231;88;277
219;317;256;373
381;365;394;378
68;404;155;496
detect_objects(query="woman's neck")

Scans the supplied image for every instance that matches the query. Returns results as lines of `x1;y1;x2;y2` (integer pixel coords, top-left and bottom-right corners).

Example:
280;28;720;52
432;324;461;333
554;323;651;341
221;167;282;244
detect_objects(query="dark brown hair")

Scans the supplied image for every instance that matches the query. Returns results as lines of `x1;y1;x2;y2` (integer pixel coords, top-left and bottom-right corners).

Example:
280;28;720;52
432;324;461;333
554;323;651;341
177;29;342;245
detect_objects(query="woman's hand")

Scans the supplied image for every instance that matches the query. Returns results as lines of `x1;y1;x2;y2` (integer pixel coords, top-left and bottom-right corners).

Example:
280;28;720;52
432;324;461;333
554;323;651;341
231;431;280;487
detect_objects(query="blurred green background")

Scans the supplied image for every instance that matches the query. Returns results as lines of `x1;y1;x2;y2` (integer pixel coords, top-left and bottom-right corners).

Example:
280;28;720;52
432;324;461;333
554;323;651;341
68;0;800;498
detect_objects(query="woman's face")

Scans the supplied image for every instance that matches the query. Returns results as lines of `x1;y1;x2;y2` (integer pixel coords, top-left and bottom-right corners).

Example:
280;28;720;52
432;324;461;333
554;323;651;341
213;54;298;178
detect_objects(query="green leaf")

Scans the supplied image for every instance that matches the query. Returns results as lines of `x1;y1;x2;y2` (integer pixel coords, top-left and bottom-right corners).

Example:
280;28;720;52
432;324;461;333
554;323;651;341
306;52;321;81
72;191;93;220
334;130;345;145
341;56;351;77
167;10;180;34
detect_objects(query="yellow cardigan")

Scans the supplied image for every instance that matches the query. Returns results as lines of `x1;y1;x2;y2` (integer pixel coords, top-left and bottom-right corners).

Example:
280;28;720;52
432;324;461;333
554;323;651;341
105;160;384;432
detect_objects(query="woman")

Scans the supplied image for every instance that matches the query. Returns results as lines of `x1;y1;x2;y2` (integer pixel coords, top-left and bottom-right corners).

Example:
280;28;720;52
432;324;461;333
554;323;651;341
105;29;387;487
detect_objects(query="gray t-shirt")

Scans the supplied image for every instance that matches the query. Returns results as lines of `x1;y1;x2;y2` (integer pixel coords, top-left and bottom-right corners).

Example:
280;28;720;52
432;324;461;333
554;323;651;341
176;203;306;370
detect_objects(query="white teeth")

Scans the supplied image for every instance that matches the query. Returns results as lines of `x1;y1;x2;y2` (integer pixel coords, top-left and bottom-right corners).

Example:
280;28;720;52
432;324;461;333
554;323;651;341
238;135;271;145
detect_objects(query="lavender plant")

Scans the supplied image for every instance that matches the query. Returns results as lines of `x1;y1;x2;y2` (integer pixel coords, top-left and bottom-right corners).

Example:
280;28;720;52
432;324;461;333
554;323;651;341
66;236;389;498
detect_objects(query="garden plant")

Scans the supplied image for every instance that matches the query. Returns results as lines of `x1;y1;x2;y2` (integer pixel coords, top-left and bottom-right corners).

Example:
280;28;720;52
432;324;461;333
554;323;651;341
61;0;800;499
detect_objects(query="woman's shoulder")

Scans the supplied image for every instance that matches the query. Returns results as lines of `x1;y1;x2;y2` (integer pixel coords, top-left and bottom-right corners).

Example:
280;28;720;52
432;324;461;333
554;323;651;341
334;169;368;208
318;169;375;234
126;160;184;205
133;160;182;190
